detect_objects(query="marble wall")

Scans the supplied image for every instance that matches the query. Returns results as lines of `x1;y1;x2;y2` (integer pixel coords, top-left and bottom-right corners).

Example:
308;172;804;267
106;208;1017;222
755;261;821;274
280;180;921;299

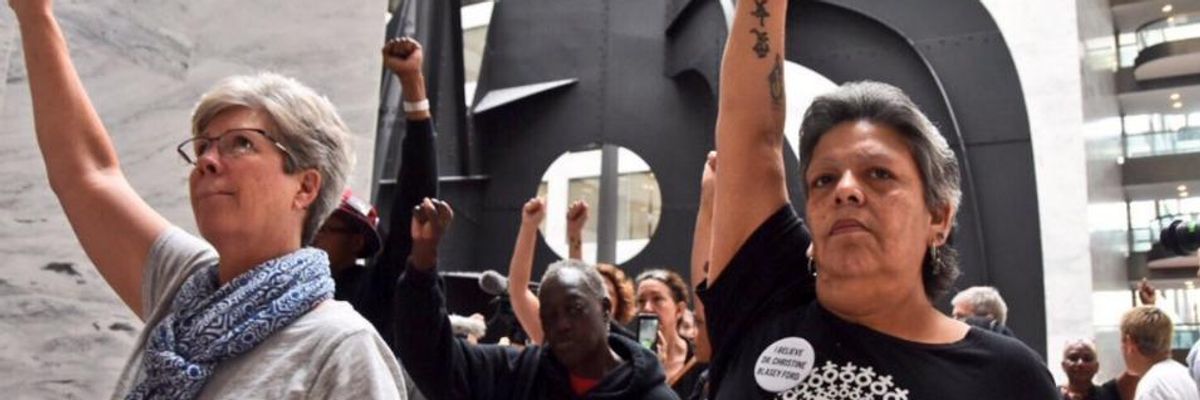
0;1;385;397
980;0;1126;385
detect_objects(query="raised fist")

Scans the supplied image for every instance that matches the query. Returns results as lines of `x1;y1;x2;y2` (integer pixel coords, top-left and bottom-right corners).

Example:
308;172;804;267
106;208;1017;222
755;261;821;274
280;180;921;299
382;37;423;78
522;197;546;226
410;197;453;270
566;200;589;236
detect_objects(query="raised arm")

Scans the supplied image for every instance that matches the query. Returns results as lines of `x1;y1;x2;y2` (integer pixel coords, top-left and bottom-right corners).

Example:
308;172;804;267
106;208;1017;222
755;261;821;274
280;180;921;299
360;37;438;342
566;200;588;261
10;0;169;317
691;152;716;295
508;198;547;344
397;198;523;400
690;152;716;363
379;36;436;265
708;0;790;284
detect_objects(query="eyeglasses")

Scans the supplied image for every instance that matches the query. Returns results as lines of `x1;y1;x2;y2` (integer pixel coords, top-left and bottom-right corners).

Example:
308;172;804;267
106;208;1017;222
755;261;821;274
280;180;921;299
176;129;292;166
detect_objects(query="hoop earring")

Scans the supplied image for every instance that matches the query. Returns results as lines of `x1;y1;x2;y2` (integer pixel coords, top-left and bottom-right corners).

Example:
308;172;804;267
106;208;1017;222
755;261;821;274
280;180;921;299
807;256;817;277
929;245;940;266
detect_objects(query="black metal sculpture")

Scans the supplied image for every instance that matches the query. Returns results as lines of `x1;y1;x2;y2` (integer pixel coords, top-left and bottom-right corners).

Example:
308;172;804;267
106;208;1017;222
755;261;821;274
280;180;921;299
376;0;1046;356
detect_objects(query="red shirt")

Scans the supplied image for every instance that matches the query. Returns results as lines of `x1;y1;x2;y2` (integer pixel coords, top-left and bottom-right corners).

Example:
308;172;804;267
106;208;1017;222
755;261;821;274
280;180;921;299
569;374;601;396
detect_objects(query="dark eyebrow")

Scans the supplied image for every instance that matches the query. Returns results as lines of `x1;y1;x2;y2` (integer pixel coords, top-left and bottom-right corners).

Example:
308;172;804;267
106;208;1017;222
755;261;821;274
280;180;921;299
808;147;905;171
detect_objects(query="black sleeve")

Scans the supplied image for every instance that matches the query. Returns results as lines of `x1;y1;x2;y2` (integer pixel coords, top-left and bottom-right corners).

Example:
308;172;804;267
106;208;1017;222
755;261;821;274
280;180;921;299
353;118;438;346
695;205;813;368
1097;380;1120;400
993;334;1061;400
395;262;525;400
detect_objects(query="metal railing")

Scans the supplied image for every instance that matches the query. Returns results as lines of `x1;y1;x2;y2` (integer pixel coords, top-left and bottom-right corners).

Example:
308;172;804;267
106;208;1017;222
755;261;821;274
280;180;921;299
1125;128;1200;158
1137;12;1200;51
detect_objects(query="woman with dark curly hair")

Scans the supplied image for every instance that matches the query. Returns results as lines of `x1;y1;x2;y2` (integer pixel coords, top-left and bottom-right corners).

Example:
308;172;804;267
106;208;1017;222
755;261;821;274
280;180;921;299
597;262;637;326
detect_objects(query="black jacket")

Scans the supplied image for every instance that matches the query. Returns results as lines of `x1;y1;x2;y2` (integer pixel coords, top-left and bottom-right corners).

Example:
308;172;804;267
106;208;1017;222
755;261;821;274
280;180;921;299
343;118;438;349
396;265;680;400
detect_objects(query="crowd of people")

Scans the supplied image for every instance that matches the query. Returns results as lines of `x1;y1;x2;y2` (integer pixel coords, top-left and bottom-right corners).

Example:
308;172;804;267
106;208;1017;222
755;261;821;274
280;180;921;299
9;0;1200;398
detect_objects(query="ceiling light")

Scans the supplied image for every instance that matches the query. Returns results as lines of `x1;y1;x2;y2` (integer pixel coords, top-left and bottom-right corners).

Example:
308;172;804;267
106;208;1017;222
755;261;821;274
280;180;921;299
1174;101;1184;109
1182;191;1190;197
1171;93;1182;101
1164;4;1175;13
1180;185;1189;192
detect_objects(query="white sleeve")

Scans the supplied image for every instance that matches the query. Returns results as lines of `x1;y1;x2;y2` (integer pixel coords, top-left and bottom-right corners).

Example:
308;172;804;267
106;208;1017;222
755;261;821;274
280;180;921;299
139;226;217;319
1189;345;1200;386
308;330;407;400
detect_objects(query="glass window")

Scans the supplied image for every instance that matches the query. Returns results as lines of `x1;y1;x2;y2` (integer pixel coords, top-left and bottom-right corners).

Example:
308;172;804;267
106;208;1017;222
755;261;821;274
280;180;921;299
617;172;661;241
1124;114;1151;135
1130;200;1157;229
463;26;488;84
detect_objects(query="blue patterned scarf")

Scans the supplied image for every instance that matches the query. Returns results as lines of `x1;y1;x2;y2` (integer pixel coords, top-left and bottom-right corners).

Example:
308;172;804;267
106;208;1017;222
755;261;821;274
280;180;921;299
126;247;334;400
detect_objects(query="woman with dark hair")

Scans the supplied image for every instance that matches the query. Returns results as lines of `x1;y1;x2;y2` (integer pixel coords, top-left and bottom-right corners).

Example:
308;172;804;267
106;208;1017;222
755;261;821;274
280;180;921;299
597;262;638;327
700;0;1058;398
636;269;692;383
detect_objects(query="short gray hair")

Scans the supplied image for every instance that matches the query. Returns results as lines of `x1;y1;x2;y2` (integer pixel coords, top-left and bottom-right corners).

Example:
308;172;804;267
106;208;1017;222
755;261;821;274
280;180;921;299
951;286;1009;325
191;72;354;246
798;81;963;301
541;259;609;304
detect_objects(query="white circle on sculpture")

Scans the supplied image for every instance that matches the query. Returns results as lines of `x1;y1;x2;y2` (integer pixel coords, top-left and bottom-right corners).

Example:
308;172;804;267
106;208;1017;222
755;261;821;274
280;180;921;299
783;61;838;161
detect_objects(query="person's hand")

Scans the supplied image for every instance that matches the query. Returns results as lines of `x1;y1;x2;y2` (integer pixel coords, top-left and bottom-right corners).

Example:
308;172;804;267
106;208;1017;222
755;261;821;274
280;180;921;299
566;200;589;236
521;197;546;226
410;197;453;271
8;0;53;21
655;329;668;364
1138;278;1157;306
382;37;423;79
701;151;717;204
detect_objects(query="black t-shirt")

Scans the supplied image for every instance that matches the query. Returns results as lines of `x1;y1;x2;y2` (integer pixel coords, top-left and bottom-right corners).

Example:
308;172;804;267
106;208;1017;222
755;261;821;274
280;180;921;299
1060;383;1120;400
697;206;1059;399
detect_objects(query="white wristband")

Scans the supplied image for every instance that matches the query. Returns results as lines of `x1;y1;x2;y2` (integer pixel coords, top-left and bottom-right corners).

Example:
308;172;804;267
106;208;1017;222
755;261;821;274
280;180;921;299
403;99;430;112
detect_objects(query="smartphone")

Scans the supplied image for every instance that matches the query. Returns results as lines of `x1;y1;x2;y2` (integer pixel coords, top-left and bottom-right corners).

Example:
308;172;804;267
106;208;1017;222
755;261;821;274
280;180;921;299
636;313;660;351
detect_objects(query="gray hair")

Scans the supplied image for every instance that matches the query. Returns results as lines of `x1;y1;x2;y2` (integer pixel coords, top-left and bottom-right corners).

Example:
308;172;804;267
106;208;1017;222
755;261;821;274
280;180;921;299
951;286;1009;325
541;259;609;304
191;72;354;246
798;81;963;301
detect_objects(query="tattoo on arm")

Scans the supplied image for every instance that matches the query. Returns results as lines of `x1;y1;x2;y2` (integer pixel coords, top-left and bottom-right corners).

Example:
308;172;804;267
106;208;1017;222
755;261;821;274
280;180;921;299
749;0;772;58
768;54;783;107
751;29;770;58
752;0;770;26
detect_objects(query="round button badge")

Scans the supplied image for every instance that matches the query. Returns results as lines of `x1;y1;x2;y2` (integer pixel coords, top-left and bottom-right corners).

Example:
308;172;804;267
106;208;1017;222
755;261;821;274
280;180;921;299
753;337;816;393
